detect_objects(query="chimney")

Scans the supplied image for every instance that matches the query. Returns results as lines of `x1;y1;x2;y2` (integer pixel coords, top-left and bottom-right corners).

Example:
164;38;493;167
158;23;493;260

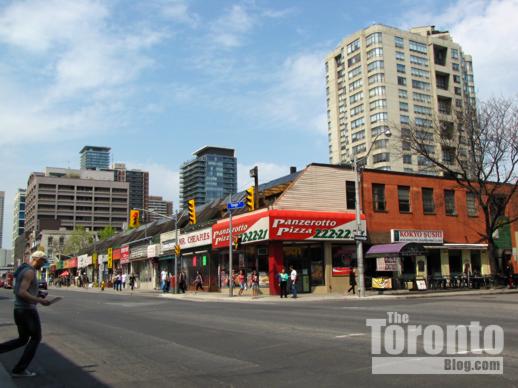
290;166;297;174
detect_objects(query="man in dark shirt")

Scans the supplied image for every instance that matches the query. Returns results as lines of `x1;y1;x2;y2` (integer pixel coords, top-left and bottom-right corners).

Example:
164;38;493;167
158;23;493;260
0;251;50;377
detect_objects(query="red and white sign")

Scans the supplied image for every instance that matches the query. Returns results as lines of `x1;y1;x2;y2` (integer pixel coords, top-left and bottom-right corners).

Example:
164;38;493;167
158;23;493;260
112;248;121;261
212;210;269;249
120;246;130;264
332;267;353;277
269;209;360;241
178;228;212;250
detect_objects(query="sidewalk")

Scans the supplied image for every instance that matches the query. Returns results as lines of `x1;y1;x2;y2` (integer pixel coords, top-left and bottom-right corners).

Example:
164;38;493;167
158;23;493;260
0;364;16;388
49;284;518;302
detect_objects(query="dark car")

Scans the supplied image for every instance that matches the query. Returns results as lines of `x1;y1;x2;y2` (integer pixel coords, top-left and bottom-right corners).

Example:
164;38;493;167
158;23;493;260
38;280;48;290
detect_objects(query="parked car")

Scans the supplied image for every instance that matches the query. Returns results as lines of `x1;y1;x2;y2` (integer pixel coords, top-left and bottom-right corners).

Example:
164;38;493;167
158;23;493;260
38;280;48;290
4;273;14;289
0;279;4;288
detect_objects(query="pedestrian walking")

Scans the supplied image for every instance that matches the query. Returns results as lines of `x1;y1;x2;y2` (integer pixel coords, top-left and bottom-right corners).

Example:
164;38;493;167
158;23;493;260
160;269;168;292
251;270;259;297
194;271;204;292
278;267;289;298
129;273;136;291
289;266;298;298
347;267;357;295
505;259;515;289
116;273;122;291
122;273;127;289
178;270;187;293
0;251;51;377
238;269;246;296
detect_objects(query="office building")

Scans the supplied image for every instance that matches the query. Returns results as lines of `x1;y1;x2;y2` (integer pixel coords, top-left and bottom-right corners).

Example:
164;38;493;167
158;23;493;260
25;167;129;240
326;24;476;173
180;146;237;208
12;188;26;249
80;146;111;170
147;196;173;221
0;191;4;248
112;163;149;219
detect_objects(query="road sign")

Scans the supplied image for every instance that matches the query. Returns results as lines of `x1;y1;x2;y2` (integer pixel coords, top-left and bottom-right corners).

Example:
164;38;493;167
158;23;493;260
227;201;245;210
354;232;367;241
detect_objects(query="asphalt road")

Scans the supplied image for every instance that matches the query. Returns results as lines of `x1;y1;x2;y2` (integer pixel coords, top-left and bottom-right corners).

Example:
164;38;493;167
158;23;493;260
0;288;517;388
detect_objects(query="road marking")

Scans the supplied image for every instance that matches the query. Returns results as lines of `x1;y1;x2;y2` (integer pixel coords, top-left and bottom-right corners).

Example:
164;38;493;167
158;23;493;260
335;333;365;338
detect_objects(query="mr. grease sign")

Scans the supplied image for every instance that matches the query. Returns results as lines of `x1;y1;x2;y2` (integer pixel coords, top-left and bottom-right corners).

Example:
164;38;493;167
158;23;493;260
212;209;361;248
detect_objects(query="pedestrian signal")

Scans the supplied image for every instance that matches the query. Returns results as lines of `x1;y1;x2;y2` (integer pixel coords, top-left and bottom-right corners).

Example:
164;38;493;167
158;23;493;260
129;210;140;228
245;186;255;211
233;235;242;250
188;199;197;224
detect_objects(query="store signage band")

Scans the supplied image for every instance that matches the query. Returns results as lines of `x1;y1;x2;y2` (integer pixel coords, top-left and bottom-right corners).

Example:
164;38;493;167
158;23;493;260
391;229;443;244
178;228;212;250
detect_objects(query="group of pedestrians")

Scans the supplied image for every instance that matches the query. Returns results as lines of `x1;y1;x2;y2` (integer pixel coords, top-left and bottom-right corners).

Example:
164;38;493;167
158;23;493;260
160;269;191;293
278;266;298;298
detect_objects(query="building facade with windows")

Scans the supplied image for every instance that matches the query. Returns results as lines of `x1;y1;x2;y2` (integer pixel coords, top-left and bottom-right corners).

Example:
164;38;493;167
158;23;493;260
180;146;237;208
24;168;129;259
147;196;173;221
12;188;26;249
80;146;111;170
326;24;476;173
112;163;149;221
361;169;517;288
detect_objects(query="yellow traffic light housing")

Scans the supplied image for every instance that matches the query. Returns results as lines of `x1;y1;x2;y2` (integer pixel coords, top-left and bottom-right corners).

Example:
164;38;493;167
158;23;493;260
245;186;255;211
233;235;242;250
188;199;197;224
129;210;140;228
175;244;181;257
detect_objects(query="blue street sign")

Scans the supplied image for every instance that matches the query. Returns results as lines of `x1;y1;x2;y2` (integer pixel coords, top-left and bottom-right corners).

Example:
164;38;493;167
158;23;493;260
227;201;245;210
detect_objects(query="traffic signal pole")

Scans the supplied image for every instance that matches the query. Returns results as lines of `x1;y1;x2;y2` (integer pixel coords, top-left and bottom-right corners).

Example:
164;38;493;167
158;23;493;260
228;209;233;297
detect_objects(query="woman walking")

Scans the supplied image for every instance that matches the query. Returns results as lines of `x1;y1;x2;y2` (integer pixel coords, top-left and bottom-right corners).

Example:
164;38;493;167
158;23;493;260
251;270;259;297
238;270;246;296
347;267;357;295
194;271;204;293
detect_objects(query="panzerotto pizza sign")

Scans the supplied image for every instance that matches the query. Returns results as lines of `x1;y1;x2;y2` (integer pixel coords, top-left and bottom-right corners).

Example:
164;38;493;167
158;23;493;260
269;210;360;241
212;210;269;249
391;229;444;244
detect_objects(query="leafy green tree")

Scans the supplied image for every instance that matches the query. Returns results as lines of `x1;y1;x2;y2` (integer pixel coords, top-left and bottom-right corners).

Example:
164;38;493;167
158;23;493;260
63;226;94;256
98;226;116;241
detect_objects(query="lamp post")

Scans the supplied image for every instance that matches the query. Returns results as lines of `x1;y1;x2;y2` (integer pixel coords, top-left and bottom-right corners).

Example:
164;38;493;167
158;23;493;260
134;208;179;294
354;128;391;297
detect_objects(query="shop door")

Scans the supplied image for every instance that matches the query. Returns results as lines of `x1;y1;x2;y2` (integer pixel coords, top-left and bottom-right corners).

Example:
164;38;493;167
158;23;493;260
283;254;311;293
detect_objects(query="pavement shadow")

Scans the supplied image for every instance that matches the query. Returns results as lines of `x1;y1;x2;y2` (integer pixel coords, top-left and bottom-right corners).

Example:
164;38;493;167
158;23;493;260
0;343;109;388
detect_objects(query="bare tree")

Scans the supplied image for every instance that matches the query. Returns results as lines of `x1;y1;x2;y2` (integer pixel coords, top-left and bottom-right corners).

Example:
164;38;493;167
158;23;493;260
394;97;518;274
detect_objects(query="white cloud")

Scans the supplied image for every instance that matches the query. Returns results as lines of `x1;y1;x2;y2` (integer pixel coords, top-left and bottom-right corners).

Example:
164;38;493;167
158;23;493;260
399;0;518;98
0;0;166;146
210;4;255;48
161;0;200;27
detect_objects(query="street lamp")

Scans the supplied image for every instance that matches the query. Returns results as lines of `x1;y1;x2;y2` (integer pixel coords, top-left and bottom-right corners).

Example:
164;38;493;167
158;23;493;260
134;208;179;294
354;128;391;297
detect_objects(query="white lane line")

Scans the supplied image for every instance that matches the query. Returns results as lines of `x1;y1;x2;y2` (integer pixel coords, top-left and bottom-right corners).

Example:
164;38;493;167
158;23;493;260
335;333;366;338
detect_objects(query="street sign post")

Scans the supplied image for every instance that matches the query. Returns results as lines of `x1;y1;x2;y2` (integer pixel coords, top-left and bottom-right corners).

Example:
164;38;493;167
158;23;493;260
354;231;367;241
227;201;245;210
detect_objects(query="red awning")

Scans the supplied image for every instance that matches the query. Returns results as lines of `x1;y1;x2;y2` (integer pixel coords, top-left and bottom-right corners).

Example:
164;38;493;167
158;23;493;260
60;271;70;277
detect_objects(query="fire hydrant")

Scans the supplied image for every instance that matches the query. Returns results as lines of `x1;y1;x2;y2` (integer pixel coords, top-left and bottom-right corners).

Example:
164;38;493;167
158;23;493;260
101;280;105;291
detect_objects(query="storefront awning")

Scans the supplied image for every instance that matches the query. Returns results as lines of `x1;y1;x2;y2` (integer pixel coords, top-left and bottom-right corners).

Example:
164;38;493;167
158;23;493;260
366;242;425;258
424;243;487;250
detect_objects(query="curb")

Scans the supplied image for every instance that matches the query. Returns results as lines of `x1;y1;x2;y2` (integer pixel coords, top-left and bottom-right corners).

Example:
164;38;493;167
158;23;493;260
0;363;15;388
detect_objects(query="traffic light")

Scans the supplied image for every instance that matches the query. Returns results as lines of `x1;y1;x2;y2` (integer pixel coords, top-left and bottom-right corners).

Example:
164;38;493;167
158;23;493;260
233;235;242;250
245;186;255;211
175;244;181;257
129;210;140;228
187;199;197;224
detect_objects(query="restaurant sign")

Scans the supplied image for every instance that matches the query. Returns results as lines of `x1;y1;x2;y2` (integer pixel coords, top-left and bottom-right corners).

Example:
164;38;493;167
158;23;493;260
178;228;212;250
391;229;443;244
212;211;269;249
120;246;130;264
269;210;361;241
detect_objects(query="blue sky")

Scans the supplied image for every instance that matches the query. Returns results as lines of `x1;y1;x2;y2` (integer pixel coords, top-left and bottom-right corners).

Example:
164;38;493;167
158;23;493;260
1;0;517;248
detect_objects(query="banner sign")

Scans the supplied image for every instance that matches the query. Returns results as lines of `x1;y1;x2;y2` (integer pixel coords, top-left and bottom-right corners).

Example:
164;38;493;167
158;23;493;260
178;228;212;250
212;211;269;249
112;248;121;261
376;257;400;272
391;229;443;244
269;210;361;241
92;252;98;267
332;267;353;277
120;246;130;264
147;244;160;258
107;248;113;269
78;254;89;268
372;277;392;289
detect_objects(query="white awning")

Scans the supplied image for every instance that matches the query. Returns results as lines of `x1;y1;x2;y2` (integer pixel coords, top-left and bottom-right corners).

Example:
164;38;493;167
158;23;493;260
424;244;487;250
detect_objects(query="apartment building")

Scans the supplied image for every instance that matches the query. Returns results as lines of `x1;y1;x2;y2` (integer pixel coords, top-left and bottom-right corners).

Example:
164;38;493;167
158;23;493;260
180;146;237;208
80;146;111;170
326;24;476;173
25;168;130;240
112;163;149;219
147;196;173;221
12;188;26;249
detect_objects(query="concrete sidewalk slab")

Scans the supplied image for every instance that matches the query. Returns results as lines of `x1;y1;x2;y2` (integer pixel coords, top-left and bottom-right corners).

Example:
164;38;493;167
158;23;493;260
0;363;16;388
